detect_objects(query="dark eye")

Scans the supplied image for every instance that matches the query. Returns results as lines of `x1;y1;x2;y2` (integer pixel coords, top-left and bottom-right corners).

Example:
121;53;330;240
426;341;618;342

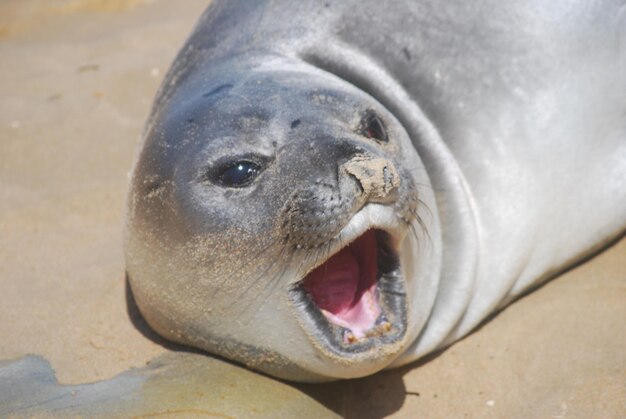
217;160;262;187
359;111;388;143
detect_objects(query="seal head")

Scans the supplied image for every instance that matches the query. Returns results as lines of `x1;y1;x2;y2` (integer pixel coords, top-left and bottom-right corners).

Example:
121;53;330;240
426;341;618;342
125;58;440;381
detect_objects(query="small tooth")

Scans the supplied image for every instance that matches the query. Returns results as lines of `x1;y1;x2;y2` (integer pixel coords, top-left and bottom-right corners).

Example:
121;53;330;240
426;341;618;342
343;330;357;344
375;316;392;333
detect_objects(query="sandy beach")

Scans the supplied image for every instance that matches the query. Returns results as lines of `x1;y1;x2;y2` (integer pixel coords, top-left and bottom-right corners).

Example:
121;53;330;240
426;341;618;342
0;1;624;417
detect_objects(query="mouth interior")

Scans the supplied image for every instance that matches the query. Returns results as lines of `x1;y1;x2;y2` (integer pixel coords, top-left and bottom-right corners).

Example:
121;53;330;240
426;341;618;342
302;229;386;339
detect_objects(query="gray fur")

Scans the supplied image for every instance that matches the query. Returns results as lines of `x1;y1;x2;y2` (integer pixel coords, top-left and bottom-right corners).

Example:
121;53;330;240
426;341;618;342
126;0;626;381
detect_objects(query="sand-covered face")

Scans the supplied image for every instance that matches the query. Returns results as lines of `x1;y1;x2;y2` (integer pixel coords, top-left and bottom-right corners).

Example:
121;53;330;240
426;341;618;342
126;63;437;381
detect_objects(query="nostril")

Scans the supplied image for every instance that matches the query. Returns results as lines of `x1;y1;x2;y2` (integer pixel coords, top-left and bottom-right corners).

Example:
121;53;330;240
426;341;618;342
383;166;397;194
347;172;365;194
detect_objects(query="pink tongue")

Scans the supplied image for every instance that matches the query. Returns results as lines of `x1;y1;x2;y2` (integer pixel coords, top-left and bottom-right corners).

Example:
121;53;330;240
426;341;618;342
302;231;381;338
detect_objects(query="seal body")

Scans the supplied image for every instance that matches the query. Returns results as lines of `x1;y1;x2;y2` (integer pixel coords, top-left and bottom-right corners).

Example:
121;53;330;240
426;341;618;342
125;0;626;381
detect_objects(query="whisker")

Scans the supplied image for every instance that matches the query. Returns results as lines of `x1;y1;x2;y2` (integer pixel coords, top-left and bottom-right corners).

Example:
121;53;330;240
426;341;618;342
410;207;433;249
416;196;434;220
240;248;291;323
210;240;275;300
219;240;283;313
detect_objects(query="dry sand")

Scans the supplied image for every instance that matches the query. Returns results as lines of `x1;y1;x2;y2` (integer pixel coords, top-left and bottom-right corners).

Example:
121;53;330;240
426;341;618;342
0;1;624;417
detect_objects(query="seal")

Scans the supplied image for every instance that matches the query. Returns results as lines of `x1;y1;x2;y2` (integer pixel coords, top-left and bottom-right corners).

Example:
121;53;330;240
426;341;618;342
125;0;626;382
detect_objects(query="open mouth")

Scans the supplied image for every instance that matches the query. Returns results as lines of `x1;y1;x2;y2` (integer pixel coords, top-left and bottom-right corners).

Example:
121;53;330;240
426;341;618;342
292;229;407;352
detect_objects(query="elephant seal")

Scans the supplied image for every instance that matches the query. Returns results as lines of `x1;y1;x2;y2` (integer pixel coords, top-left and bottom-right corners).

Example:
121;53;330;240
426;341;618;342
125;0;626;382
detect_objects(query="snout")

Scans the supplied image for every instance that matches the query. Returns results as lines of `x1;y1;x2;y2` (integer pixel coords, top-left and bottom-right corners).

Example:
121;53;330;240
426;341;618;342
341;155;400;204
